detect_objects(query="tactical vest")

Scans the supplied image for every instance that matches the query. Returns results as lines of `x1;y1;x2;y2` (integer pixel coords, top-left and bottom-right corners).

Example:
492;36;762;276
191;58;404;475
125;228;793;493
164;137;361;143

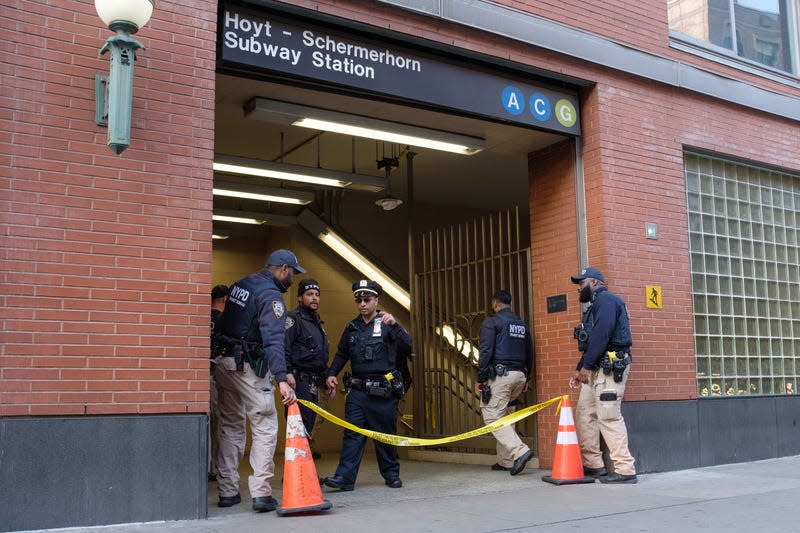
492;311;528;365
217;275;277;346
348;317;396;376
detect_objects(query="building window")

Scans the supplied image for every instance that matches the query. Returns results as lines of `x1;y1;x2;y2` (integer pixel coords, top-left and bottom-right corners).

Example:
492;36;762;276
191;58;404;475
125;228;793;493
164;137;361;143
685;152;800;397
668;0;798;75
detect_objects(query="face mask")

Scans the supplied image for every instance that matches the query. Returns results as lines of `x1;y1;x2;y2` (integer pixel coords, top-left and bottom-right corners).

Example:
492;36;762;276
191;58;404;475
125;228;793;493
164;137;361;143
579;284;593;303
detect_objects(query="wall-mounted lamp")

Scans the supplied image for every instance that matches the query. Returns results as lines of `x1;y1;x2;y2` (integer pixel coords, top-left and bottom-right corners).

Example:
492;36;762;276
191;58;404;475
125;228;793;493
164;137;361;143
298;209;410;309
213;155;385;192
213;180;314;205
245;98;485;155
213;209;297;226
94;0;154;155
212;230;231;240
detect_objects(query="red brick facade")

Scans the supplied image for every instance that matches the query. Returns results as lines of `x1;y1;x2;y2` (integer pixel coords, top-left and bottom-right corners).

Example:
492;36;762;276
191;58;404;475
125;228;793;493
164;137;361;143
3;0;799;464
1;0;218;416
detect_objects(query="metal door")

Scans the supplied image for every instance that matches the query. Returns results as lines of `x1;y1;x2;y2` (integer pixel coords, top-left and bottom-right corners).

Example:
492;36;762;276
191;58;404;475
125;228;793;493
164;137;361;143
411;207;535;453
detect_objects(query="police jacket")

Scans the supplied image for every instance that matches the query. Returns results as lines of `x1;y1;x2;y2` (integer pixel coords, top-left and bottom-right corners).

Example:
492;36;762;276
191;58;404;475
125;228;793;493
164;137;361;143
478;307;533;382
284;305;329;375
327;312;412;379
211;309;222;348
576;287;633;371
216;268;289;383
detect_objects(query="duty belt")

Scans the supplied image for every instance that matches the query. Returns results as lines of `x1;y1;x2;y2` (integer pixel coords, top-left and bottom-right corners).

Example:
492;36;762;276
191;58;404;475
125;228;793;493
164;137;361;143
347;374;404;399
293;369;325;387
348;377;387;391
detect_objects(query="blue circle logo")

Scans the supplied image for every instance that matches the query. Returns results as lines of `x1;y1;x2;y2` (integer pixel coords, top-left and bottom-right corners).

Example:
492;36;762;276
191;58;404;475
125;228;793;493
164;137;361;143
502;86;525;116
529;93;551;122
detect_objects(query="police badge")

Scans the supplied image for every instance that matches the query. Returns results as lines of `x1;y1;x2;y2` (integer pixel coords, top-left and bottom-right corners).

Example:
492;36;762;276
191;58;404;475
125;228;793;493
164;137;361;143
272;300;285;318
284;316;295;330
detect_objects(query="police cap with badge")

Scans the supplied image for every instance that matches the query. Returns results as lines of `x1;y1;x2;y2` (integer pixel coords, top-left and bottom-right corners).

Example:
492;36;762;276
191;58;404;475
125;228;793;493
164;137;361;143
352;279;382;298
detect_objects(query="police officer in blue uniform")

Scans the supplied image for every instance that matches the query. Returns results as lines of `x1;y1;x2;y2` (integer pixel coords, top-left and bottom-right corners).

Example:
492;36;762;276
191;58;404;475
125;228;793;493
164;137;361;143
213;249;300;512
476;290;535;475
322;280;412;491
568;267;636;483
284;279;333;455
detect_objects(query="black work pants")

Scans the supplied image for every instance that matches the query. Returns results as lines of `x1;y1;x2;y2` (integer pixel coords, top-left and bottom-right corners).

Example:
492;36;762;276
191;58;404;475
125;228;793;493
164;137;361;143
333;389;399;484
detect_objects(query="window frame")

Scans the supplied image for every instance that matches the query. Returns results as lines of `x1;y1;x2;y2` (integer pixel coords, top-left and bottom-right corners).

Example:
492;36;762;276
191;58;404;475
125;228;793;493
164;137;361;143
668;0;800;86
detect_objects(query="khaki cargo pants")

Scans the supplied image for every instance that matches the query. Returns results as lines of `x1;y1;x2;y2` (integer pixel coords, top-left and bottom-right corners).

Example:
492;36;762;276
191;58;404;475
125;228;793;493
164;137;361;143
575;367;636;476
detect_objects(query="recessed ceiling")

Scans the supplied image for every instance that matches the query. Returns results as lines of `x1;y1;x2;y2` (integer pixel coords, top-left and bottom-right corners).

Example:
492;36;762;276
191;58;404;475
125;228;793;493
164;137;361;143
214;74;566;210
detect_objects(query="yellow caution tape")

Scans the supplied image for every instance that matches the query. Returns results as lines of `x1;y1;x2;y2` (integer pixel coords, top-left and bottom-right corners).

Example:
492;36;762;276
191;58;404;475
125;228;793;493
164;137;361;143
297;395;566;447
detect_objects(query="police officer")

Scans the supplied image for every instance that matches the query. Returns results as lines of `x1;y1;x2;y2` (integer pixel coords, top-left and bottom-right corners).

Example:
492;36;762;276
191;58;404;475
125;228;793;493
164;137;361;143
284;279;333;455
322;280;412;491
213;249;301;512
476;290;535;475
209;284;229;482
568;267;637;483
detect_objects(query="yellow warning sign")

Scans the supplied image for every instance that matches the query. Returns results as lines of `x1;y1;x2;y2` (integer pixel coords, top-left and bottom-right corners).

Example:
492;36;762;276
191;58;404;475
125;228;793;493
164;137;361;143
646;285;662;309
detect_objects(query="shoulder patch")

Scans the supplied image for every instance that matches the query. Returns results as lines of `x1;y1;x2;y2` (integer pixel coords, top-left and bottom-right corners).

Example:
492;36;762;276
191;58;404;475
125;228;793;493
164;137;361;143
284;316;295;330
272;300;285;319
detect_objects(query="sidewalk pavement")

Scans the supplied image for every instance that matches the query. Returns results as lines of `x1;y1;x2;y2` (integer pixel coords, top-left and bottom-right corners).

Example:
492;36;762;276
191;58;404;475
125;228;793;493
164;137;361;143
28;454;800;533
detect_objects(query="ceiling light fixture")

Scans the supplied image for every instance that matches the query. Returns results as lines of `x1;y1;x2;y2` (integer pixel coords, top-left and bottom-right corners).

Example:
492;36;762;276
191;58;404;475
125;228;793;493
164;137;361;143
245;98;485;155
213;180;314;205
375;196;403;211
213;209;297;226
298;209;410;309
213;155;385;192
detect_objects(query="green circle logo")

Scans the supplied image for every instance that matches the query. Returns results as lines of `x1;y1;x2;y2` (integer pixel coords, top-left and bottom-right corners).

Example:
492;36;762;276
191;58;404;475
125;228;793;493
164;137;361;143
555;99;577;128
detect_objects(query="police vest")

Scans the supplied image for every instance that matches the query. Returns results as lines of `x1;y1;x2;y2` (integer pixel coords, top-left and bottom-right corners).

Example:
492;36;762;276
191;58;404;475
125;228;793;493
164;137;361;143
583;291;632;350
217;275;277;345
348;317;396;377
492;311;528;366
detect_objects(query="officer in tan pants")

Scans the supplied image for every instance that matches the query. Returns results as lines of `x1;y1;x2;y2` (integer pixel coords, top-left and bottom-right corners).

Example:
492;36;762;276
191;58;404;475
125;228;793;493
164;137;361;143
568;267;636;483
476;290;535;476
213;250;301;512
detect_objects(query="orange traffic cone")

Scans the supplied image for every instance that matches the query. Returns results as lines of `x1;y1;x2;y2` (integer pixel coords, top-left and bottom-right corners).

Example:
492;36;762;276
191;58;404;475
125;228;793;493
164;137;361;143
542;396;596;485
277;402;332;516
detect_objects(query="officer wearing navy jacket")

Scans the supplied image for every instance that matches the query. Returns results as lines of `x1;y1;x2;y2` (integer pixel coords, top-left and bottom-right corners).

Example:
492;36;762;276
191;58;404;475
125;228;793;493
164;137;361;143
322;280;412;491
284;278;333;455
568;266;636;484
476;290;535;475
213;249;301;512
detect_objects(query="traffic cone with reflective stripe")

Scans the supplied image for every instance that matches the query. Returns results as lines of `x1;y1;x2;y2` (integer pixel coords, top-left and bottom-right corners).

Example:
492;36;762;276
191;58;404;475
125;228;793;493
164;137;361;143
542;396;596;485
277;402;332;516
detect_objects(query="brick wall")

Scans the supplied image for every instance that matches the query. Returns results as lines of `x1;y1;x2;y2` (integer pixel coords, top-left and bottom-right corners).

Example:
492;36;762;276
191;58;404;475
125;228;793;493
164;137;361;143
0;0;218;416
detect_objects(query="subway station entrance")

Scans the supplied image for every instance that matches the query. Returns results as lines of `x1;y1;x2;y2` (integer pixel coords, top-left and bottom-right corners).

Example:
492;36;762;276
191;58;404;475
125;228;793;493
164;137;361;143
212;2;583;463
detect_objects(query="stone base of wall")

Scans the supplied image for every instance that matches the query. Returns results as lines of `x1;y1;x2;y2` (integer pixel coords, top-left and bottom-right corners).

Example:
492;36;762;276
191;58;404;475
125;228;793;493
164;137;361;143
0;415;208;532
